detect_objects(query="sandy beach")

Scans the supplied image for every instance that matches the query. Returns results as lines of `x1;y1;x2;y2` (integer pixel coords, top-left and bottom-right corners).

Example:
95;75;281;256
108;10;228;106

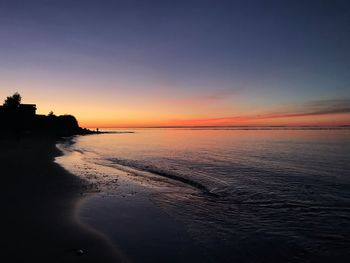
0;135;123;262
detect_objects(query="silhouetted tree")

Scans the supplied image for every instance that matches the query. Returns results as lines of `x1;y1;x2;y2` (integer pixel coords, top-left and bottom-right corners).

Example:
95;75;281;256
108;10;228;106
58;115;79;130
3;92;22;108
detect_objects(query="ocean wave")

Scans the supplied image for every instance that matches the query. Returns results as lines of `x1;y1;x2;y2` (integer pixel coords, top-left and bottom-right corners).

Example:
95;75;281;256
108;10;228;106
101;157;221;195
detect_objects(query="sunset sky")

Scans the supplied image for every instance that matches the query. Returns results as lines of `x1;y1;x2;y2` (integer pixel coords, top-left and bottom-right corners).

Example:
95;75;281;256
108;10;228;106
0;0;349;127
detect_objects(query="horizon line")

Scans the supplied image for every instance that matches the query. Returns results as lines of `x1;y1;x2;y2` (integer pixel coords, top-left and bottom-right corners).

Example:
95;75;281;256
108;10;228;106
85;125;350;129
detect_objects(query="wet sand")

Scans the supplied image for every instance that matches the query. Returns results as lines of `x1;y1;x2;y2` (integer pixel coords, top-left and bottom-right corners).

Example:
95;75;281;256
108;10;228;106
0;135;124;262
55;136;207;263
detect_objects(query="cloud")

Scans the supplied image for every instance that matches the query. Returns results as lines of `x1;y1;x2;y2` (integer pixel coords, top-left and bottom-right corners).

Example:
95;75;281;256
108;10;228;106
259;99;350;119
168;98;350;125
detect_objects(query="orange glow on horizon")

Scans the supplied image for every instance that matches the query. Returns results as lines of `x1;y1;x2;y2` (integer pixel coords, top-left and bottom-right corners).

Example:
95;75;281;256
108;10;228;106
78;112;350;128
1;90;349;129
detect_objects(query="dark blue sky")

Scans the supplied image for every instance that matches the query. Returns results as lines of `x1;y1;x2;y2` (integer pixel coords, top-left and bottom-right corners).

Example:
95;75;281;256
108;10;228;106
0;0;349;126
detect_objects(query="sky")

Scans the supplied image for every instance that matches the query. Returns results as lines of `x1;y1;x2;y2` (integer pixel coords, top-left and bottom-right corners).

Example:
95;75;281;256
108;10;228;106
0;0;349;127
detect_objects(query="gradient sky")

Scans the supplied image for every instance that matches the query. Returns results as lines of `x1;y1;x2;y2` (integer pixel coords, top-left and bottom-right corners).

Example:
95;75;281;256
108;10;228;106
0;0;349;127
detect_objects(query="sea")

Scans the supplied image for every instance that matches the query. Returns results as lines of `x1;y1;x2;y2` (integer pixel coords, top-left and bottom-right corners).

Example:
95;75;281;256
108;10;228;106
56;128;350;263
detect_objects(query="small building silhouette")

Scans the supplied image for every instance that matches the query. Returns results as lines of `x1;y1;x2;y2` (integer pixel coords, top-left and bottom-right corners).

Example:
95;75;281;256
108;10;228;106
19;104;37;116
0;104;37;116
0;104;37;133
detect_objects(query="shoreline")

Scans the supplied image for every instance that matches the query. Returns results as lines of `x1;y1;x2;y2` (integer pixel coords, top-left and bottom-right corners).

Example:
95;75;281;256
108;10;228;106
0;135;124;262
56;134;208;263
54;129;350;263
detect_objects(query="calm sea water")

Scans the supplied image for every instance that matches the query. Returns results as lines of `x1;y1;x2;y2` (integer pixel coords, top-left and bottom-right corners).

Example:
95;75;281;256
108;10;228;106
57;128;350;262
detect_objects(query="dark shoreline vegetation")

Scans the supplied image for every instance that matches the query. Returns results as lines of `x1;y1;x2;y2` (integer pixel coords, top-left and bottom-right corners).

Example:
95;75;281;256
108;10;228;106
0;93;98;138
0;93;124;262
